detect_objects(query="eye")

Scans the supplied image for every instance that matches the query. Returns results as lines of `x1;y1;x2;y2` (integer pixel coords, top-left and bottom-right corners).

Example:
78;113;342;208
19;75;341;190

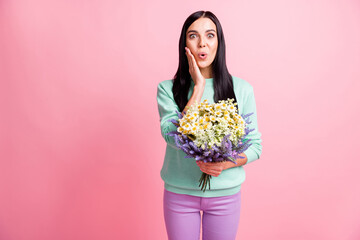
208;33;215;38
189;34;197;39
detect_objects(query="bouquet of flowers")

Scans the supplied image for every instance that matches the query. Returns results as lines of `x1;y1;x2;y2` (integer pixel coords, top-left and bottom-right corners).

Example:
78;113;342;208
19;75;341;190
167;98;254;192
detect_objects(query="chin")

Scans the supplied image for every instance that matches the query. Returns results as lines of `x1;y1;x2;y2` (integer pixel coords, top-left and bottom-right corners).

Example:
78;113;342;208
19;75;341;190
197;62;211;69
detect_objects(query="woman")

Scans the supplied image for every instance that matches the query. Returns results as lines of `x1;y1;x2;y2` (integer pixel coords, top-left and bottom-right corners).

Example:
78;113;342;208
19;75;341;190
156;10;262;240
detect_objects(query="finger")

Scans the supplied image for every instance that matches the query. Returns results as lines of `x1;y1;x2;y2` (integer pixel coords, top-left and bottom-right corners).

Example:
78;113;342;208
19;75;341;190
185;47;193;70
207;171;219;177
205;166;223;175
199;165;219;174
209;169;221;177
186;47;200;74
187;48;198;70
185;47;192;65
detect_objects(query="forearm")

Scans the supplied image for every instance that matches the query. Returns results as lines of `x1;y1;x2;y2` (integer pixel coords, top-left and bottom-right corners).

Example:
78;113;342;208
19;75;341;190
182;84;205;115
224;153;248;169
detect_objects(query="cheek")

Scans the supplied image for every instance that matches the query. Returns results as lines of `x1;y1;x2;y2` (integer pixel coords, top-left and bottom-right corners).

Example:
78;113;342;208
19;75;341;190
210;43;218;56
186;41;195;50
210;49;217;61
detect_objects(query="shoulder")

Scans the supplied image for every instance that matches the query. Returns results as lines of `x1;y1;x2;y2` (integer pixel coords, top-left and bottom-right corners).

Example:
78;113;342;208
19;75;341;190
231;75;254;96
157;79;174;98
232;75;253;90
157;79;174;89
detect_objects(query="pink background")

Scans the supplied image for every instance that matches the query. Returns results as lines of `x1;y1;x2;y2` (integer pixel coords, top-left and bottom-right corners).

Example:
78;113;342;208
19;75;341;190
1;0;359;239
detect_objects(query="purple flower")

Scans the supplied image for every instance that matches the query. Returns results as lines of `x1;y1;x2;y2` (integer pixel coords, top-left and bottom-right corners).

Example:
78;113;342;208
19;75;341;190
165;109;255;192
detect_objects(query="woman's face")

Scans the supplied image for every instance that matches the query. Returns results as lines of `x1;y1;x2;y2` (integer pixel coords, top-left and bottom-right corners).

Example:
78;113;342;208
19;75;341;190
186;17;218;73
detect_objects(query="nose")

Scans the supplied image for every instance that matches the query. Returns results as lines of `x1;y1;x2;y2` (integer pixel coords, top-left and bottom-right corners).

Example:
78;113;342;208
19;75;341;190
198;36;206;48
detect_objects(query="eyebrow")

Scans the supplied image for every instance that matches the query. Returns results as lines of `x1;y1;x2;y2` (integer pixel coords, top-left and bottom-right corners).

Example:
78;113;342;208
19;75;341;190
187;29;216;34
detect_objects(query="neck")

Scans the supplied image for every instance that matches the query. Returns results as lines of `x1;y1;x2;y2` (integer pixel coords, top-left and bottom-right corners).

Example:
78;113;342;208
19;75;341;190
200;66;212;79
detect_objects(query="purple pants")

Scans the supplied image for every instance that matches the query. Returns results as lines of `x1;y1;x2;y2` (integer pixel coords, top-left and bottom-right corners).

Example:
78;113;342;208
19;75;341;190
163;188;241;240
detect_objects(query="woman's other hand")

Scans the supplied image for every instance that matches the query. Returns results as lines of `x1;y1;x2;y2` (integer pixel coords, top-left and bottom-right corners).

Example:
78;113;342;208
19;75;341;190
196;161;229;177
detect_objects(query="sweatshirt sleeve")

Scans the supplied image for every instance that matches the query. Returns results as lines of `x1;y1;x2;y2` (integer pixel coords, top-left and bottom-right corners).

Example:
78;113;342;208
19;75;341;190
242;86;263;165
156;81;180;149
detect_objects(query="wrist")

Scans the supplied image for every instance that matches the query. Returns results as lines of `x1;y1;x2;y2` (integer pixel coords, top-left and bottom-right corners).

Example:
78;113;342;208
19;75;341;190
193;84;205;93
224;161;236;170
225;156;247;170
194;76;206;87
189;85;204;103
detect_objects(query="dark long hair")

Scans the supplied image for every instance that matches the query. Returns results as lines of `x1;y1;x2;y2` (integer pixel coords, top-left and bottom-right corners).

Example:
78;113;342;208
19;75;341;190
172;10;237;111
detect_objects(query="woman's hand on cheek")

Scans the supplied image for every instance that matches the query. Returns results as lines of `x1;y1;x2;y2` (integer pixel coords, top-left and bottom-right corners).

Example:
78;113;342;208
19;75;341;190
196;161;228;177
185;47;205;87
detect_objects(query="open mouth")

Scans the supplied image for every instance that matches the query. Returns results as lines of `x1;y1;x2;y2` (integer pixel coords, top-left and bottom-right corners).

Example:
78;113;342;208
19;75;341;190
198;53;208;60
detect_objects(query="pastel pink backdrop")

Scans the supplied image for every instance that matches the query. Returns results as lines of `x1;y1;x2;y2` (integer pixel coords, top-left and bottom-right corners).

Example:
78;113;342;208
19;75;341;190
0;0;359;239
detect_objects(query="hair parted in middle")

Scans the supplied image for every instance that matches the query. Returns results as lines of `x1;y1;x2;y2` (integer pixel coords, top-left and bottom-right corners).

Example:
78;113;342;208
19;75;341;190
172;10;238;112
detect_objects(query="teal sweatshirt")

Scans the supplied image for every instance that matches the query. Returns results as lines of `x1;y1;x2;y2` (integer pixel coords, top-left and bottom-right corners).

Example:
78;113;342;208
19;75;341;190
156;76;262;197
